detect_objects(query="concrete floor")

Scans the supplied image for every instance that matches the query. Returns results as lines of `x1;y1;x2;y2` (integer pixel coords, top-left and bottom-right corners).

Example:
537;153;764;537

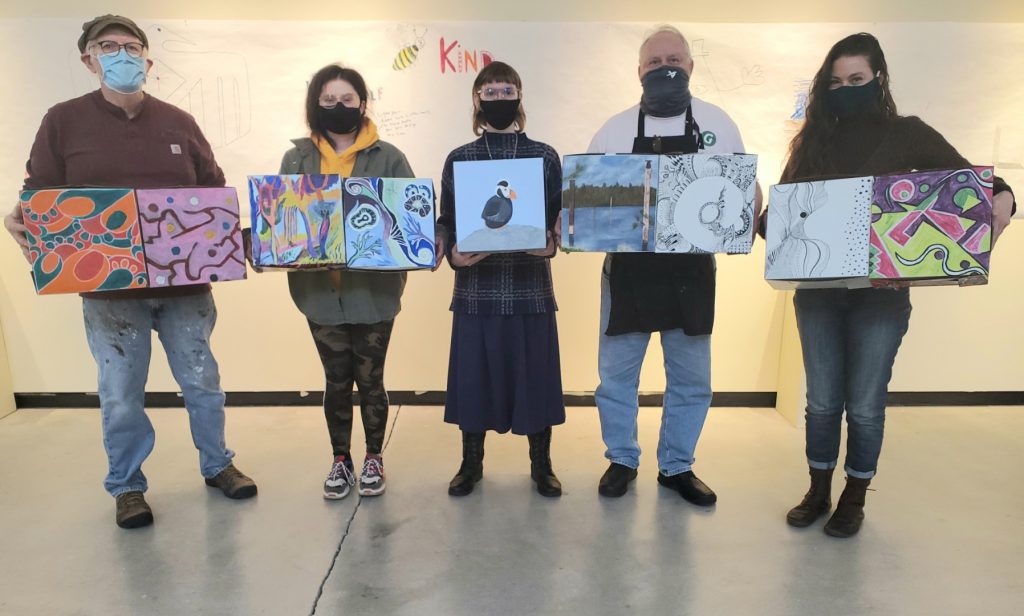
0;406;1021;616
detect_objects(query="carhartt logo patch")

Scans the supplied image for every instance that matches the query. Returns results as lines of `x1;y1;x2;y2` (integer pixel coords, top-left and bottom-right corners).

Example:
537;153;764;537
170;144;182;154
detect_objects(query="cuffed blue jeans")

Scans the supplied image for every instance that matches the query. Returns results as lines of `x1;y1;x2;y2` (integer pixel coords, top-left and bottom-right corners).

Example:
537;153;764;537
595;269;712;476
794;287;911;479
83;292;234;496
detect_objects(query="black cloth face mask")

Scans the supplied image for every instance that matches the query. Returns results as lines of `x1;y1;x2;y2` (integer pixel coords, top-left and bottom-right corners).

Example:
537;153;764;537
827;78;882;118
479;99;520;130
640;65;692;118
318;104;363;134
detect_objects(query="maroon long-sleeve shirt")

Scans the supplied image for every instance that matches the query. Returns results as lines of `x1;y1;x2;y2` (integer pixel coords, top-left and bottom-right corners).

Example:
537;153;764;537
23;89;226;299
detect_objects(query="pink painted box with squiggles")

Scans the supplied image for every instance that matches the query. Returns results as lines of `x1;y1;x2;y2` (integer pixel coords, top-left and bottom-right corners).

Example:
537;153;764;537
136;187;247;287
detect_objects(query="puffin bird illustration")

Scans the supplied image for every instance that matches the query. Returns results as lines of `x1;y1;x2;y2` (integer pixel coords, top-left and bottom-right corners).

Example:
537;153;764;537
481;180;516;229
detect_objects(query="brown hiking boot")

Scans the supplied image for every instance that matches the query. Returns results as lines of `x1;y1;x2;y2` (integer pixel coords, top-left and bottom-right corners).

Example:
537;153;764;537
205;464;257;499
824;476;871;538
786;467;834;527
115;491;153;529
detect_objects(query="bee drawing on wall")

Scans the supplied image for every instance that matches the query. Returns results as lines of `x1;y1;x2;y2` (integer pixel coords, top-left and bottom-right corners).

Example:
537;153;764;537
392;27;427;71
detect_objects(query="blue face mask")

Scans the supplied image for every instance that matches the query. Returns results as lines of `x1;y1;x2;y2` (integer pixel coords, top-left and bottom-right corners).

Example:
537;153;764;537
97;49;146;94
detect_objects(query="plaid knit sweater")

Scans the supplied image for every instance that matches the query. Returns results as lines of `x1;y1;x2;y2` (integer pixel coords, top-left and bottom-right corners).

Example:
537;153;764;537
437;132;562;315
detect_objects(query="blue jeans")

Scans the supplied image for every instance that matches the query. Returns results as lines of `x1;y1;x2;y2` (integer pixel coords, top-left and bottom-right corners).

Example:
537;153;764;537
595;269;712;475
794;288;911;479
83;292;234;496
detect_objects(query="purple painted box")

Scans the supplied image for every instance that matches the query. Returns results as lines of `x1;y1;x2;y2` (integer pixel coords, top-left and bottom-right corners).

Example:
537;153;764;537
136;187;247;287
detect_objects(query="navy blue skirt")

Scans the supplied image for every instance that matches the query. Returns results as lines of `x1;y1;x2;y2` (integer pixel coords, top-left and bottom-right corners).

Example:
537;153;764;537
444;312;566;435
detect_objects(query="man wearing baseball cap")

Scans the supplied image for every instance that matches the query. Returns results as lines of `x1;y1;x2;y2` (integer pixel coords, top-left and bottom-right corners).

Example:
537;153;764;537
4;15;257;529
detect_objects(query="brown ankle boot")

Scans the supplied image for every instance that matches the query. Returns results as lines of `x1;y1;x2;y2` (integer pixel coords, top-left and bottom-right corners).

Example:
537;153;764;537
786;467;833;527
824;476;871;538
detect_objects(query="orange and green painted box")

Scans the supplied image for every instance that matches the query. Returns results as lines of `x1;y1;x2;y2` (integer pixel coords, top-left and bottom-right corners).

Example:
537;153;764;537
20;188;148;294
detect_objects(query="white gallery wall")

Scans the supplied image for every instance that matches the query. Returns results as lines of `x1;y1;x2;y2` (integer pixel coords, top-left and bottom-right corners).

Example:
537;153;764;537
0;15;1021;395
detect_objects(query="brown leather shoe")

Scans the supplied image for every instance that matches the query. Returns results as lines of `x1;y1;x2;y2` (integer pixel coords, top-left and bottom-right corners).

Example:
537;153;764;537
115;491;153;529
205;464;257;499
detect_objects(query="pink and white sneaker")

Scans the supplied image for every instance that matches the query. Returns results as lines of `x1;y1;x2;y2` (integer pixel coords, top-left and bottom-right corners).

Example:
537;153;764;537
358;456;386;496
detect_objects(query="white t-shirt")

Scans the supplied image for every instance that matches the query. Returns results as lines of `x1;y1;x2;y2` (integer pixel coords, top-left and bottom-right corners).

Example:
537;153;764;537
587;99;746;156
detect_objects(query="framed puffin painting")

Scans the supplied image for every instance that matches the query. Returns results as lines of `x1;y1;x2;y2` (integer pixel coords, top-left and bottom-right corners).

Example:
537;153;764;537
452;158;547;253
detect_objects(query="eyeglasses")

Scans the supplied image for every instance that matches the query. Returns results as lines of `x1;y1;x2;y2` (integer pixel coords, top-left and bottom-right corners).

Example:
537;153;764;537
477;86;520;101
318;95;359;108
91;40;146;57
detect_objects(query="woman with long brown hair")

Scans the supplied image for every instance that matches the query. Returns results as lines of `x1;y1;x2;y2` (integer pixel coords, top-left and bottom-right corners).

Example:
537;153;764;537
777;33;1014;537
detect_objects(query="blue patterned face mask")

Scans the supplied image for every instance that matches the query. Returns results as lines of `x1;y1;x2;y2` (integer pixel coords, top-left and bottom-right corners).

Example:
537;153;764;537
97;49;146;94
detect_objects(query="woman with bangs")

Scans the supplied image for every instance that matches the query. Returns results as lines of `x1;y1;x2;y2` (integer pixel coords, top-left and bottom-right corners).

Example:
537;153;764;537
436;61;566;498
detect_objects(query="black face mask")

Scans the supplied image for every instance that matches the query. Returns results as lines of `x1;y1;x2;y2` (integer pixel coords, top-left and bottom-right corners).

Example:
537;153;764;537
479;99;520;131
827;78;882;118
640;66;692;118
318;104;363;134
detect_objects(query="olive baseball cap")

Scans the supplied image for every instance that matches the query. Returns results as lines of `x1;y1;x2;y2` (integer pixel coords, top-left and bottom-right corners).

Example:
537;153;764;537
77;15;149;53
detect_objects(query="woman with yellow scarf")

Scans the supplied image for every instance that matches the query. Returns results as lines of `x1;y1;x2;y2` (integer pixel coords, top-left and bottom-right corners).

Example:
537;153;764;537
278;64;418;501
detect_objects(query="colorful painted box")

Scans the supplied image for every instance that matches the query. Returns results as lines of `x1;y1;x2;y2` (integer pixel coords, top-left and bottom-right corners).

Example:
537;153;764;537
136;187;247;286
248;174;345;267
453;158;548;253
561;153;758;254
765;167;993;289
342;177;436;270
561;154;659;252
655;153;758;254
869;168;992;283
20;188;148;294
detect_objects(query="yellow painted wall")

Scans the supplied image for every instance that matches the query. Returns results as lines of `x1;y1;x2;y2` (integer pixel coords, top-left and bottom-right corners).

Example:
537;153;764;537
0;1;1021;399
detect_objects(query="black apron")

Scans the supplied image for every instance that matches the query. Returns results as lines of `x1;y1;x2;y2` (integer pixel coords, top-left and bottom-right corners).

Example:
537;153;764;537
604;107;716;336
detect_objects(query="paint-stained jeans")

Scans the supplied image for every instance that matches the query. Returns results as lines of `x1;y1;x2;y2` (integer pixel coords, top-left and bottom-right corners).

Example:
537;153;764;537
308;319;395;458
82;292;234;497
794;288;912;479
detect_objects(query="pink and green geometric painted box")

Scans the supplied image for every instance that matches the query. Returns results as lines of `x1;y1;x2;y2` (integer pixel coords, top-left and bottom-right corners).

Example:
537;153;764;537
869;167;993;283
766;166;994;289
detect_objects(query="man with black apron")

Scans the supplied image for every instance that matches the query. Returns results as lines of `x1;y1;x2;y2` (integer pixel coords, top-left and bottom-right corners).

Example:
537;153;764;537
586;25;758;503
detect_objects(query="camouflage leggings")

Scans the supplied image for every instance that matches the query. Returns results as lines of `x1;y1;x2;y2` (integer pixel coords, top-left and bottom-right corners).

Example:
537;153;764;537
308;319;395;457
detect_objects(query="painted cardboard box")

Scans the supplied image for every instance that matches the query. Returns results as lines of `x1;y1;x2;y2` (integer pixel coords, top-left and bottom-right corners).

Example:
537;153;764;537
869;168;992;283
655;153;758;254
342;177;436;270
561;154;659;252
765;167;993;289
453;158;547;253
20;188;149;294
248;174;345;267
561;153;758;254
136;187;247;286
